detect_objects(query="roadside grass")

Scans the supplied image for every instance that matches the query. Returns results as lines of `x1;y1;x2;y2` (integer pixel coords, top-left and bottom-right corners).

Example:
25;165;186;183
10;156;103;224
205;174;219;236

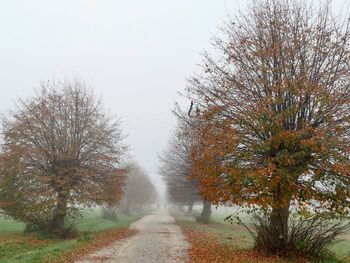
0;218;25;235
210;208;350;260
175;213;253;250
77;210;142;232
332;232;350;262
0;209;144;263
175;207;350;262
176;213;292;263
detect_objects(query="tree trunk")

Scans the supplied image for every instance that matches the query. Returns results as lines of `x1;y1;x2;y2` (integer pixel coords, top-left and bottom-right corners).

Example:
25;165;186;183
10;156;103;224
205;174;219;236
198;200;211;224
187;200;194;214
268;202;291;251
51;191;69;234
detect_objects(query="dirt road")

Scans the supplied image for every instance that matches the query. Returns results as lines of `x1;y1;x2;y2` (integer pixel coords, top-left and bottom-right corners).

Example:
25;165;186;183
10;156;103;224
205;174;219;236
76;209;189;263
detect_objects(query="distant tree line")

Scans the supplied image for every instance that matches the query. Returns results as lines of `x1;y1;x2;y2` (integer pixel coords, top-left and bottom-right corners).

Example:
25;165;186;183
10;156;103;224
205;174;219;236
159;116;211;223
102;162;157;220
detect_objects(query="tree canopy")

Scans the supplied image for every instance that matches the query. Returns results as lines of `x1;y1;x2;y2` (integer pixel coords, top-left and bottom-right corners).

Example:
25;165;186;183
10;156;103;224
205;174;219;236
184;0;350;252
0;79;127;235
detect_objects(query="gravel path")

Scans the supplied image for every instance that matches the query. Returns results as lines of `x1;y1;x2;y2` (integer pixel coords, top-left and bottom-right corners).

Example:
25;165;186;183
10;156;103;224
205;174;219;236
76;209;189;263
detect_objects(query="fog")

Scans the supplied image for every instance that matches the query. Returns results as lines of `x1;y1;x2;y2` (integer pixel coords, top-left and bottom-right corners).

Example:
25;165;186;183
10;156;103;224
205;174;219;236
0;0;347;198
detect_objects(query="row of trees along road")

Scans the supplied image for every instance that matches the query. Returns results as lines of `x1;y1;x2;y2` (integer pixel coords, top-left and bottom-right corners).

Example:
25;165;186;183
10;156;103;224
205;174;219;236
169;0;350;259
103;162;158;220
0;80;128;237
159;117;212;223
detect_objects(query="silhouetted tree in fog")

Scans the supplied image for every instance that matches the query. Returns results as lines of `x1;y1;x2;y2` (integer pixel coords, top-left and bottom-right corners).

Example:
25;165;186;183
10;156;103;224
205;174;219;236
119;162;157;215
159;119;209;220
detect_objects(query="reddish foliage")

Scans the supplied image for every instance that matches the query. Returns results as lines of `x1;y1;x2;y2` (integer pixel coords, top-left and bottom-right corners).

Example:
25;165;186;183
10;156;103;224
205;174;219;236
181;0;350;254
51;228;137;263
184;0;350;216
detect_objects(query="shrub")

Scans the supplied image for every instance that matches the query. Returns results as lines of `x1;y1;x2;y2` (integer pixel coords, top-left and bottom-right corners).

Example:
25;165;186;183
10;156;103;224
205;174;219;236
236;211;349;259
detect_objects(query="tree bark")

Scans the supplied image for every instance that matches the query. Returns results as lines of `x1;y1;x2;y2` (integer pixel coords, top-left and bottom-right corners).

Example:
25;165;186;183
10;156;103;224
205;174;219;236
268;202;291;251
187;200;194;214
51;191;69;234
198;200;211;224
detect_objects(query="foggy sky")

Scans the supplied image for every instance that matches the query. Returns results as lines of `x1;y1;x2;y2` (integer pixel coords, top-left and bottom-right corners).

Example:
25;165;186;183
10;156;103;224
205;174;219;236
0;0;347;197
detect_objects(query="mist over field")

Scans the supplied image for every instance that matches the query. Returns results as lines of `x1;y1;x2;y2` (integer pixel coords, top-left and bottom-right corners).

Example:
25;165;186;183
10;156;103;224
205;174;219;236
0;1;350;262
0;0;254;199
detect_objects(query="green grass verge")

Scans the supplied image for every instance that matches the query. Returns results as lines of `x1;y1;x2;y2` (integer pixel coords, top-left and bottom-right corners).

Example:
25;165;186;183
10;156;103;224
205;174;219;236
0;218;25;235
0;209;145;263
175;212;253;250
210;208;350;260
175;208;350;262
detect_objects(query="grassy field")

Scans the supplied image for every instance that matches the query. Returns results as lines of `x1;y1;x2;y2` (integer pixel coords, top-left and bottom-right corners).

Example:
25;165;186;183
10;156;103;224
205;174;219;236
0;209;144;263
176;206;350;262
211;208;350;260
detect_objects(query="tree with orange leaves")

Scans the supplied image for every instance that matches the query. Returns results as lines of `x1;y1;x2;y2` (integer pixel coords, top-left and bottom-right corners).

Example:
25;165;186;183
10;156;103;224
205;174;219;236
185;0;350;254
101;168;127;220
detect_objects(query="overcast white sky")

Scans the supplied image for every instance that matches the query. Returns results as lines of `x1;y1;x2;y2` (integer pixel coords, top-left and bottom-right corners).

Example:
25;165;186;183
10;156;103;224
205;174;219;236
0;0;347;197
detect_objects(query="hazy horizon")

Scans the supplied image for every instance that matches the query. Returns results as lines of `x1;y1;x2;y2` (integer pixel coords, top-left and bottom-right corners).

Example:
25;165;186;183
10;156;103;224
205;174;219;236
1;0;348;198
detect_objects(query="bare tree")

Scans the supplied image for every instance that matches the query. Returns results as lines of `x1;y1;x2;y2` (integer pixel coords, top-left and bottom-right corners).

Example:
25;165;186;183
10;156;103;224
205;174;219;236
0;79;127;236
159;120;203;215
